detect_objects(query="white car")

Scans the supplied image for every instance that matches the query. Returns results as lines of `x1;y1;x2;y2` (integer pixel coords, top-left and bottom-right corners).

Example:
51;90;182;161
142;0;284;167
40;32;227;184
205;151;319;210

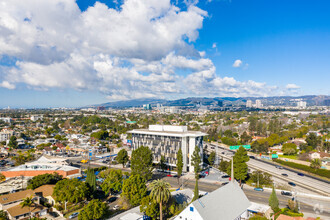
69;212;79;219
113;205;120;210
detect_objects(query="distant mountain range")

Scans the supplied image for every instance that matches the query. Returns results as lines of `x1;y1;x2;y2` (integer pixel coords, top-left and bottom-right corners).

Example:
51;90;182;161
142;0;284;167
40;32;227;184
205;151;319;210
90;95;330;108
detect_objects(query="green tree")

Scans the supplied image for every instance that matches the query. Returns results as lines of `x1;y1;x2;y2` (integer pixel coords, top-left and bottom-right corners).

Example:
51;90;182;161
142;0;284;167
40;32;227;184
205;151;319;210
0;210;8;220
310;159;321;169
249;171;273;187
159;155;167;171
86;168;96;192
140;195;159;219
78;199;107;220
131;146;153;180
191;146;201;179
101;169;123;195
122;175;147;206
53;179;88;205
228;146;249;185
240;131;252;144
268;186;279;212
176;148;183;184
8;136;18;149
218;160;230;172
306;133;321;149
208;151;216;166
282;143;297;155
116;149;129;168
20;196;34;219
27;173;63;189
149;179;171;220
191;146;201;201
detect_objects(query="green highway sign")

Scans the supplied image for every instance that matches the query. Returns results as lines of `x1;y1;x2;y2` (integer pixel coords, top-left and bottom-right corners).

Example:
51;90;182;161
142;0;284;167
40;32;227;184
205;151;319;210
229;145;251;150
272;154;278;158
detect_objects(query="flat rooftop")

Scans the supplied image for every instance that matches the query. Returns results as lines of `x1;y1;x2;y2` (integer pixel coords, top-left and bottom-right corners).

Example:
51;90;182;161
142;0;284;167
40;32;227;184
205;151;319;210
6;164;78;172
128;125;207;137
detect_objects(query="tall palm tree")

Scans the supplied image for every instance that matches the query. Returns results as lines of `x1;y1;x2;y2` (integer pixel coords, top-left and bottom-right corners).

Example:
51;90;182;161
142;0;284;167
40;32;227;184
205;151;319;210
20;196;34;219
149;179;171;220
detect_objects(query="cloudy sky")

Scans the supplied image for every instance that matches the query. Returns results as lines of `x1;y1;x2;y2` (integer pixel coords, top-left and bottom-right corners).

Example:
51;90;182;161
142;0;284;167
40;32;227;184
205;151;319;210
0;0;329;108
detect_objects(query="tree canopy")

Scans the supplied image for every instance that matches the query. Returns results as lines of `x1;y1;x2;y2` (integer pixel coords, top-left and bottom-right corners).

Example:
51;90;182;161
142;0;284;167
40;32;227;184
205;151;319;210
116;149;129;168
78;199;108;220
53;179;88;204
131;146;153;180
122;175;147;206
268;186;279;212
176;148;183;180
101;169;123;195
27;173;63;190
208;151;216;166
191;146;201;179
149;179;171;220
8;136;18;149
86;168;96;191
228;146;249;184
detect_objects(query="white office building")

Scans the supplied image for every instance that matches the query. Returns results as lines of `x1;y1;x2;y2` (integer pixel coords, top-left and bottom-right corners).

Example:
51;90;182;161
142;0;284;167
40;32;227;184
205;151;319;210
255;99;263;108
297;101;307;108
0;130;14;142
128;125;207;172
246;100;252;108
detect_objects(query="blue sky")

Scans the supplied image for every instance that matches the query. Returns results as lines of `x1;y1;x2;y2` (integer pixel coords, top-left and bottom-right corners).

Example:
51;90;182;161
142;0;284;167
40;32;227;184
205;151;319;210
0;0;329;108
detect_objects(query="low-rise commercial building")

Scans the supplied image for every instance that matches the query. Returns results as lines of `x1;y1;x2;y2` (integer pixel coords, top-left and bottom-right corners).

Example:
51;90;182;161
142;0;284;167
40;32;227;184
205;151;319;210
128;125;207;172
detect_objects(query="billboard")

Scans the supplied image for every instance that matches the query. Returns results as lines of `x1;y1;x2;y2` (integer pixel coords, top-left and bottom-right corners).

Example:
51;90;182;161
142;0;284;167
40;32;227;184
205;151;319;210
229;145;251;150
127;139;132;146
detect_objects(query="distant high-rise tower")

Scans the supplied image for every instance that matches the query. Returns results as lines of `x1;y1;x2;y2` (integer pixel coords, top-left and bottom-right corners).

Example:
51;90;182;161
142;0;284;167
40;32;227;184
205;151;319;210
255;99;262;108
246;100;252;108
297;101;307;108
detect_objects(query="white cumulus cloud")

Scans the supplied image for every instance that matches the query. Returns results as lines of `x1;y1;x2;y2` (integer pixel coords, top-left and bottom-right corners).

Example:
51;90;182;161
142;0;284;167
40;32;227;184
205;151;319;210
286;83;300;89
232;59;242;68
0;0;281;100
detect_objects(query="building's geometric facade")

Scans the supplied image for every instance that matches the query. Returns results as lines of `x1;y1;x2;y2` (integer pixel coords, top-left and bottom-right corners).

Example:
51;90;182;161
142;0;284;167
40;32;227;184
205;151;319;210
128;125;207;172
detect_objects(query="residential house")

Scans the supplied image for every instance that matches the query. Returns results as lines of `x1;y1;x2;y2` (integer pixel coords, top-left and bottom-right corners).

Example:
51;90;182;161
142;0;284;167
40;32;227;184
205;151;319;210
309;152;330;160
174;182;250;220
0;185;55;220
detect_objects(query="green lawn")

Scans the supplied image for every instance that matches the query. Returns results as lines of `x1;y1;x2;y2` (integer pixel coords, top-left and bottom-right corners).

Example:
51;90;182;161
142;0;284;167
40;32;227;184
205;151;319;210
278;155;298;160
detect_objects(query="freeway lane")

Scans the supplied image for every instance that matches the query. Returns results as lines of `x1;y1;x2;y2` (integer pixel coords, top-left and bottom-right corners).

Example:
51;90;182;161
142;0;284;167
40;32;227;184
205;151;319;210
208;143;330;196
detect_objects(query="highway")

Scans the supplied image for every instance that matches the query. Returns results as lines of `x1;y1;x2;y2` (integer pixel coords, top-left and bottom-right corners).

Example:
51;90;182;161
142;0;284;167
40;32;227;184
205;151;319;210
207;143;330;196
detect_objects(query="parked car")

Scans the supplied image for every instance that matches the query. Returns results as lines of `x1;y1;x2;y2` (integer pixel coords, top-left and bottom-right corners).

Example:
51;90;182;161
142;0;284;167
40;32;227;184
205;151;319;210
69;212;79;219
108;197;117;203
167;174;172;177
281;173;288;177
288;182;296;186
222;175;230;178
113;205;120;210
281;191;292;196
297;172;304;176
249;156;255;159
254;188;264;192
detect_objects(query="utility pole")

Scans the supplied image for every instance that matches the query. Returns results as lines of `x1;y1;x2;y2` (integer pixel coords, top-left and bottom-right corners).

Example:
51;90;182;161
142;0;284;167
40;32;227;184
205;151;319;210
231;158;234;183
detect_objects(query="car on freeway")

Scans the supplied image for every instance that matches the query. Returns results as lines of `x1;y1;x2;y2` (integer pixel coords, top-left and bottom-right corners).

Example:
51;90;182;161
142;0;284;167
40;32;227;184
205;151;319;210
249;156;255;159
113;205;120;210
281;173;288;177
254;188;264;192
281;191;292;196
275;166;283;169
288;182;296;186
108;197;117;203
69;212;79;219
297;172;304;176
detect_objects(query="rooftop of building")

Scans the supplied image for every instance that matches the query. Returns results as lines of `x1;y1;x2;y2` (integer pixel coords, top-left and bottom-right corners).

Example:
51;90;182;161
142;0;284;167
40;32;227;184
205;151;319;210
5;163;78;172
7;203;47;218
0;185;54;205
128;125;207;137
190;181;250;220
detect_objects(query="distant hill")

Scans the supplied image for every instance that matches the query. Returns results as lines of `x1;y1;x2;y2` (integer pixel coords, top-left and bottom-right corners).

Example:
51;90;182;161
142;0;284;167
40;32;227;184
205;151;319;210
92;95;330;108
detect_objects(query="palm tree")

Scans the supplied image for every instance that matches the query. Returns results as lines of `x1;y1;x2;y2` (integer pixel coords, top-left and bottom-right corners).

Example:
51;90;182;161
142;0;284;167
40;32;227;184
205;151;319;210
20;196;34;219
149;179;171;220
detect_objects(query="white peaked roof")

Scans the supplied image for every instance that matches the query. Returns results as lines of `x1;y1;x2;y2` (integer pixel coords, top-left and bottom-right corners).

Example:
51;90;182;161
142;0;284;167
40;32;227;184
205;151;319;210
27;156;68;165
191;182;250;220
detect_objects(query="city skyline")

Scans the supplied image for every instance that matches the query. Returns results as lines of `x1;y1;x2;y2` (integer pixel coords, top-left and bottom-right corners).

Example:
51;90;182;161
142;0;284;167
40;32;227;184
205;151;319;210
0;0;329;108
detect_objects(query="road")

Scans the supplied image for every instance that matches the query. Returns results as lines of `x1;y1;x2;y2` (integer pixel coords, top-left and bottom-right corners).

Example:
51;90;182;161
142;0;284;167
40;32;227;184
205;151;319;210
68;157;330;218
207;143;330;196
